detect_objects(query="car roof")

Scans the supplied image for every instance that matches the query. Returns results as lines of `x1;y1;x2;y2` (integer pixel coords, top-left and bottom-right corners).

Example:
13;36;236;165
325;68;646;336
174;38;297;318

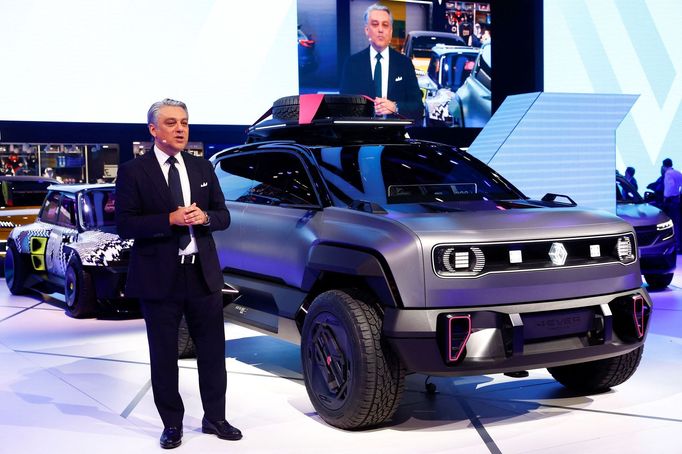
47;183;115;193
430;44;480;57
407;30;463;39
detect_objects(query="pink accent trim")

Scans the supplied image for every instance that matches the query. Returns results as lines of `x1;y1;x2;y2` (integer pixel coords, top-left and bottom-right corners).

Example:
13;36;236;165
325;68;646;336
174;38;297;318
298;94;326;125
448;315;472;362
632;295;645;338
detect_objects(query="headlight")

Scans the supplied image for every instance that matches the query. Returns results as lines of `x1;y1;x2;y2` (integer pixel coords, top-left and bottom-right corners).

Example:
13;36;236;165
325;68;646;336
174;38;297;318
616;235;636;264
657;219;674;241
433;246;485;277
657;219;673;231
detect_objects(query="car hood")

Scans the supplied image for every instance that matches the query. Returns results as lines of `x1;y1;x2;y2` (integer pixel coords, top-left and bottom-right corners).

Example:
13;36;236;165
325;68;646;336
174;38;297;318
388;206;632;242
616;202;668;228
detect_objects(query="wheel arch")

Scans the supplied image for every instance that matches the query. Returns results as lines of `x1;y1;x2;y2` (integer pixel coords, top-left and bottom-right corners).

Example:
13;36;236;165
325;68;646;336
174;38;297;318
295;243;403;331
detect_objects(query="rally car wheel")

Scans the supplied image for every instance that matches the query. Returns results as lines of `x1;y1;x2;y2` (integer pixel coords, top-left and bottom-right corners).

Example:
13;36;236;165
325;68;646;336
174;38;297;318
178;316;197;359
5;242;28;295
301;289;405;430
644;273;673;290
547;345;644;393
64;255;97;318
273;95;373;120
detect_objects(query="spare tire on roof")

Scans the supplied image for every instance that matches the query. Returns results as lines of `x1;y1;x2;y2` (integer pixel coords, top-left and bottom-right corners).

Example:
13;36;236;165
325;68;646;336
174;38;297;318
272;94;374;121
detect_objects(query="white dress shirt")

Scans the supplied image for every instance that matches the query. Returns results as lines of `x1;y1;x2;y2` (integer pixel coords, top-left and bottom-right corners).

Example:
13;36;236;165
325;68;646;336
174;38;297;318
153;146;198;254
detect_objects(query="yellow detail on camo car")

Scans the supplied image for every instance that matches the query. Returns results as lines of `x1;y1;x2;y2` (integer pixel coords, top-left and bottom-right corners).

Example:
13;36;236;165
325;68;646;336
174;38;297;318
30;236;48;271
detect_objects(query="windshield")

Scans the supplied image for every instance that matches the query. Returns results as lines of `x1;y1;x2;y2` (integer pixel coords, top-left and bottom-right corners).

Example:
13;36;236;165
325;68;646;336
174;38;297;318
313;143;524;207
616;177;643;203
80;189;117;230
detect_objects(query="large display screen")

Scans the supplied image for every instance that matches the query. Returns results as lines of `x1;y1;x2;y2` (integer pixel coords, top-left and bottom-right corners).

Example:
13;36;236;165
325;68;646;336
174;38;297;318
544;0;682;191
0;0;299;125
297;0;492;128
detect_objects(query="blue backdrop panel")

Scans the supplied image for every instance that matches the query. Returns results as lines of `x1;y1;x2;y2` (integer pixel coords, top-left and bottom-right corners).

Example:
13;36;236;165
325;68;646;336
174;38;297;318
468;92;637;213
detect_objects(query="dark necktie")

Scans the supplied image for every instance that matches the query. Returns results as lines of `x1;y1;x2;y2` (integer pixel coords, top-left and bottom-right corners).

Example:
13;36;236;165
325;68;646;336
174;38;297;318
374;53;383;98
167;156;191;250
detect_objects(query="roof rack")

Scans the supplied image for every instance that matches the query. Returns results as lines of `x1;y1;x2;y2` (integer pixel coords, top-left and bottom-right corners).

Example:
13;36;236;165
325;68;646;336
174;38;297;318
246;95;413;145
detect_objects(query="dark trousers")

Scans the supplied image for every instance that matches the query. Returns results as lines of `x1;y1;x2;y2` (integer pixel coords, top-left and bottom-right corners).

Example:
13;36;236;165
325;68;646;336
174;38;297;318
140;260;227;428
663;196;681;252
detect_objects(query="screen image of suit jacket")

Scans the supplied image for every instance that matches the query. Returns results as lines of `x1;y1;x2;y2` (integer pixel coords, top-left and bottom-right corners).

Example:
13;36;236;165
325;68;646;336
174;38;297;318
340;46;423;120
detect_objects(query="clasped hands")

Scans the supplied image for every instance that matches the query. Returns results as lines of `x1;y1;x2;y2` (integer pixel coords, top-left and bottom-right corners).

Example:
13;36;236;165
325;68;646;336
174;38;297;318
170;203;207;226
373;97;397;116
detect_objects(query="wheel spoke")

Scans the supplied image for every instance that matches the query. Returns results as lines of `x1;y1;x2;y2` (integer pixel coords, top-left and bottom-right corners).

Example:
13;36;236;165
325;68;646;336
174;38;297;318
308;317;350;403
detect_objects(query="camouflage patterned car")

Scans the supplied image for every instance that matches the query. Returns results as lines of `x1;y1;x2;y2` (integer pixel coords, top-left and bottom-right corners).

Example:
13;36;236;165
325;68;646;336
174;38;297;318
4;184;133;318
0;175;58;262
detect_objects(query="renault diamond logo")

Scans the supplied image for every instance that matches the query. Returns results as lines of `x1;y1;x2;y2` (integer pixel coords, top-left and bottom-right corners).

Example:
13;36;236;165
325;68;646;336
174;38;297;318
548;242;568;266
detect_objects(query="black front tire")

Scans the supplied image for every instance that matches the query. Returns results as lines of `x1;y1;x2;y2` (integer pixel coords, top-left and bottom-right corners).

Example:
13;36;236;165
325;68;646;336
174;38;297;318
64;255;97;318
547;346;644;393
644;273;673;290
5;242;28;295
301;289;405;430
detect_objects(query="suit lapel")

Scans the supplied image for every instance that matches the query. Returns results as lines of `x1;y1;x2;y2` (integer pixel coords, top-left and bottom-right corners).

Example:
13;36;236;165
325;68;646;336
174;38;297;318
361;47;375;97
387;47;397;100
139;150;174;210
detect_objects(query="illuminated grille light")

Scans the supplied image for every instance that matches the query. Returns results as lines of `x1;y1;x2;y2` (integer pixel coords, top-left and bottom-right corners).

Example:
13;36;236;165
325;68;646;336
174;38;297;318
442;248;456;273
590;244;601;258
454;252;469;269
509;250;522;264
548;242;568;266
437;247;485;275
471;247;485;273
617;236;634;262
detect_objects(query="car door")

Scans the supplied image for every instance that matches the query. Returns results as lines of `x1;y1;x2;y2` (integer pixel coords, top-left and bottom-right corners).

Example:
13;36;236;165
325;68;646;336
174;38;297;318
44;193;78;278
213;151;259;271
238;149;323;287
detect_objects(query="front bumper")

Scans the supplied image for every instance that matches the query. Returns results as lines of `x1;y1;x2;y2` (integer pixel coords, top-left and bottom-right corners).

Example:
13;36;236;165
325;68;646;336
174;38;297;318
383;288;651;376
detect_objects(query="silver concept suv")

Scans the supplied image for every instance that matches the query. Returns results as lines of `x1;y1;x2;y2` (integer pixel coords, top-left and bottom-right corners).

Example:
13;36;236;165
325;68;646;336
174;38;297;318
211;95;651;430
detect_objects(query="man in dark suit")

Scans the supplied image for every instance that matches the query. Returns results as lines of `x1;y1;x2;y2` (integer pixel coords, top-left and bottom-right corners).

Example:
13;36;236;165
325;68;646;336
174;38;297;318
340;3;423;120
115;98;241;449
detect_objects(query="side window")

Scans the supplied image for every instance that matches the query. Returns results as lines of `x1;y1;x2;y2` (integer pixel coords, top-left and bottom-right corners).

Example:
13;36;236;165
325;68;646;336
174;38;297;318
474;47;491;91
250;152;318;206
40;191;61;224
427;56;438;82
215;153;258;202
57;195;77;228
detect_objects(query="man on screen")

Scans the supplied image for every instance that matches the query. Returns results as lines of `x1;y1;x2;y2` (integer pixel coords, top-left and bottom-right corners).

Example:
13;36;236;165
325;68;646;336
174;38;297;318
340;3;423;120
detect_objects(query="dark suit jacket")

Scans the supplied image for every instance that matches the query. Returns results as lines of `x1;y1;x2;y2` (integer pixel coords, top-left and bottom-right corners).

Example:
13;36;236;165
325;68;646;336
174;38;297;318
340;46;423;120
115;150;229;300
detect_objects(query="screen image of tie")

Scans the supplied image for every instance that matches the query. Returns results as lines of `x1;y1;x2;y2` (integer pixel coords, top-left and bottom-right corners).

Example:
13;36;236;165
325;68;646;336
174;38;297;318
167;156;191;250
374;53;382;98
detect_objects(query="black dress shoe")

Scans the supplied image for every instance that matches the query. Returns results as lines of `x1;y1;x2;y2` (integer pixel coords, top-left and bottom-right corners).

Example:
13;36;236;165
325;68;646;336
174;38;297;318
160;426;183;449
202;417;242;440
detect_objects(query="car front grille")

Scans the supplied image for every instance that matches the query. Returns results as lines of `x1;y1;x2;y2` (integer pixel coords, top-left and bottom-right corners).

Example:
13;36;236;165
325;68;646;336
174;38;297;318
433;233;636;278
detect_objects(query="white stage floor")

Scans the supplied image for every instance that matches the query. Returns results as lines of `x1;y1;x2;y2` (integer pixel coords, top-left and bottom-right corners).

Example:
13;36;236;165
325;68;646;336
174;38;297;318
1;261;681;454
